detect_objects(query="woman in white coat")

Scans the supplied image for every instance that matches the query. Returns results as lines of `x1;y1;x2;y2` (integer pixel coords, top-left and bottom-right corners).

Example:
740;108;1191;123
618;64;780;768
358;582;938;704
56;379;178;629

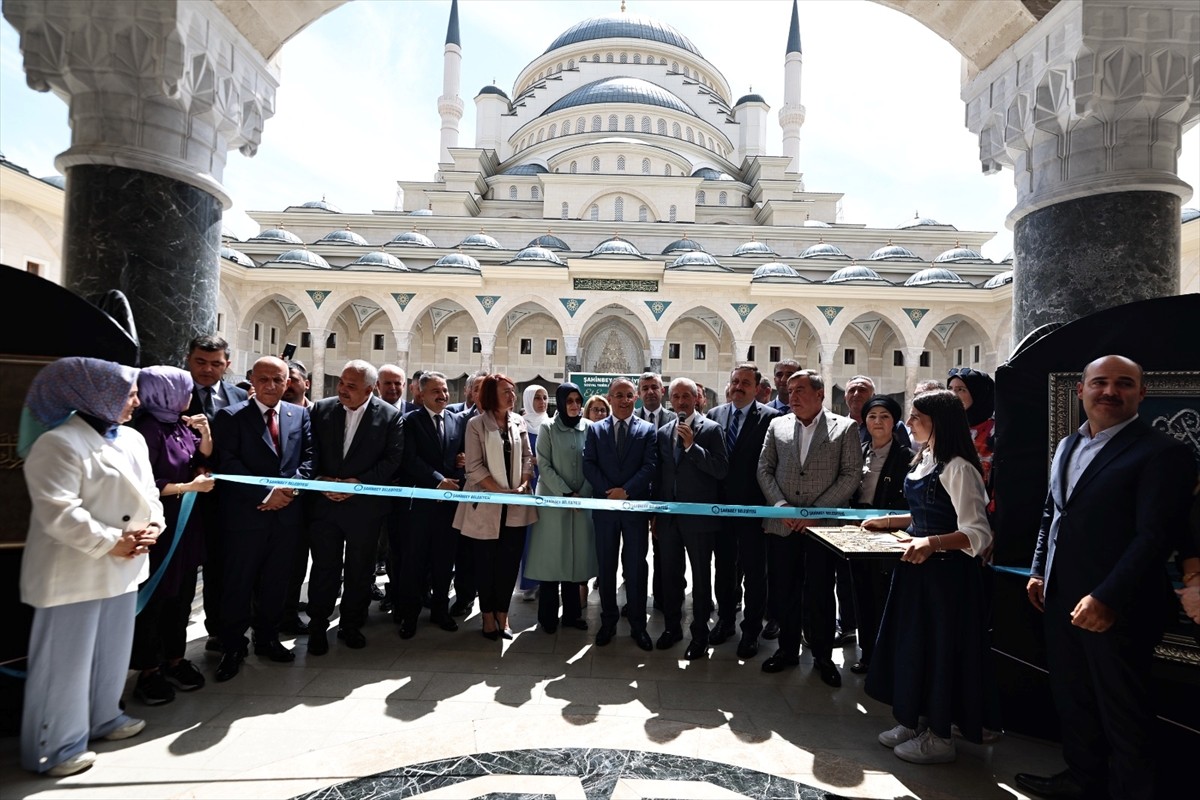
18;357;165;777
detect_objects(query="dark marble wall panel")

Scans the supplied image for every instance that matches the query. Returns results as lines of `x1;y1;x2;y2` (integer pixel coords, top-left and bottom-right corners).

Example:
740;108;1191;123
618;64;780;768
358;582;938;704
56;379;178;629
1013;191;1181;342
62;164;222;368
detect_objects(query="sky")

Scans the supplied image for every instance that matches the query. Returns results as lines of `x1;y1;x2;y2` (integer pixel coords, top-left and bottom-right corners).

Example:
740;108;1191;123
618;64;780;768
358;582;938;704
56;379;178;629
2;0;1197;262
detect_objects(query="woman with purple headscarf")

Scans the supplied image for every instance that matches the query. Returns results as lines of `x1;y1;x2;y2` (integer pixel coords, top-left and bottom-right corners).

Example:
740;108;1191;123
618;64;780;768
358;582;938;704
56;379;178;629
129;366;214;707
18;357;164;777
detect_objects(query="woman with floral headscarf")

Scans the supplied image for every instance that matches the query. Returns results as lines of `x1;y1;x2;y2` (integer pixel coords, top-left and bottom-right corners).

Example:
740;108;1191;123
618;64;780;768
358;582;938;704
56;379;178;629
18;357;164;776
516;384;549;601
128;366;215;706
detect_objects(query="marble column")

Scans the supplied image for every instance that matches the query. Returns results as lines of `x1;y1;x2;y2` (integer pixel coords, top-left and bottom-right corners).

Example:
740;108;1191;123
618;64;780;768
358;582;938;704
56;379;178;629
818;343;838;410
478;333;496;373
648;338;665;376
563;335;581;374
962;0;1197;341
4;0;278;365
309;328;329;400
733;339;753;365
392;330;412;375
903;345;925;410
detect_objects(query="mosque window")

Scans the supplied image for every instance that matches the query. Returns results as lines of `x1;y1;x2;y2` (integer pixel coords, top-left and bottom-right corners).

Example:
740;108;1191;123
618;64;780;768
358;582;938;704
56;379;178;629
770;346;781;362
326;333;337;348
696;190;706;204
638;205;648;222
668;343;681;359
447;336;459;353
920;351;931;367
561;202;569;219
254;323;260;341
671;61;679;72
844;348;856;366
373;334;385;351
593;54;600;62
509;185;518;199
669;205;677;222
606;53;613;63
664;164;672;176
519;137;526;150
893;350;904;367
589;204;599;221
657;118;667;135
647;55;655;65
718;191;728;206
694;344;707;360
625;115;634;131
686;127;694;142
570;160;577;173
641;116;651;133
531;186;540;201
707;136;714;150
548;123;557;137
472;337;482;353
591;156;600;172
301;331;311;347
614;196;624;221
956;348;964;366
620;52;627;63
592;116;602;132
576;117;586;134
556;63;562;73
641;158;650;174
633;54;641;64
568;59;574;69
538;71;544;80
672;122;681;138
973;344;981;363
537;129;544;142
617;155;626;171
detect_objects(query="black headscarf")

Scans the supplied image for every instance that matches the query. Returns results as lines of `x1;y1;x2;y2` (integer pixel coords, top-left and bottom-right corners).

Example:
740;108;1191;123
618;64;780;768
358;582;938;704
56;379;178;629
555;382;583;427
948;367;995;426
861;395;903;425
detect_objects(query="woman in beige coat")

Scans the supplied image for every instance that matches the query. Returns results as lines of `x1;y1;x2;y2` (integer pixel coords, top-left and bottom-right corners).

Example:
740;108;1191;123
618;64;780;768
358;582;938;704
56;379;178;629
452;373;536;639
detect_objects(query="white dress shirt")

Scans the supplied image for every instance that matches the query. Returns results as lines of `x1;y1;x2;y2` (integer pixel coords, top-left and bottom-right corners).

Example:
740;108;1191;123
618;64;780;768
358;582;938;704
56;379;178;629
342;400;369;456
1066;414;1138;500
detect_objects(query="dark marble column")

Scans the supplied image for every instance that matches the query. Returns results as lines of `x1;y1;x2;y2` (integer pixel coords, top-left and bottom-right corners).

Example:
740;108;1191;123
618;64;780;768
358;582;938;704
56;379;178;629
63;164;222;368
1012;191;1180;342
649;357;663;374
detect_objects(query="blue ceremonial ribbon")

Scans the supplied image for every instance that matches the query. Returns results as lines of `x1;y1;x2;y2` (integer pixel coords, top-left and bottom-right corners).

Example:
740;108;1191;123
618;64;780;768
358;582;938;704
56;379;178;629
990;564;1033;578
212;473;898;521
136;491;196;615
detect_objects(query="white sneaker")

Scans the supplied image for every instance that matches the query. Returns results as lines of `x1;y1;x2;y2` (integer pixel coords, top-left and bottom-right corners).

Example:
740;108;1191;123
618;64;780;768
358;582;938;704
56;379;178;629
951;723;1003;743
894;729;957;764
878;723;922;748
46;751;96;777
101;717;146;741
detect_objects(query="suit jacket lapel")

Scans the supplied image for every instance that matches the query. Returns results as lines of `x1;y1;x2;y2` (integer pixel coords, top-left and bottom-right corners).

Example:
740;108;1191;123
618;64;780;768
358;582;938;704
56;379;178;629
332;403;349;465
1067;421;1144;503
800;412;829;468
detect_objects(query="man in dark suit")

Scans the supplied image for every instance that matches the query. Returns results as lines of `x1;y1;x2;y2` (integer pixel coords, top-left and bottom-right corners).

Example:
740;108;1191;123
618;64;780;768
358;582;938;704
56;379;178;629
1018;355;1194;800
654;378;728;659
212;356;314;681
185;334;250;651
757;370;862;687
582;377;658;650
708;363;781;657
446;369;484;615
635;372;671;611
767;358;800;412
305;361;405;655
376;363;408;612
279;360;314;634
397;371;466;638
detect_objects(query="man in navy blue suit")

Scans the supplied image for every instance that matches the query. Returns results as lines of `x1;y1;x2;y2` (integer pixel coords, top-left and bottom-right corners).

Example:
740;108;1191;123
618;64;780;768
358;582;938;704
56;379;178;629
1018;355;1195;800
582;377;658;650
212;356;313;682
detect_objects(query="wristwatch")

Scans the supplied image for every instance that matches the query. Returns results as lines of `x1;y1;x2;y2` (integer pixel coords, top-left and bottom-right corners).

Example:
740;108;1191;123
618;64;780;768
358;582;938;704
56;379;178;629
288;488;301;497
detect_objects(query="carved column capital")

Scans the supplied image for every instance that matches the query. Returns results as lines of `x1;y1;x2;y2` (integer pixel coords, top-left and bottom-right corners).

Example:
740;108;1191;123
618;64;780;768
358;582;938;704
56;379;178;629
4;0;280;206
647;338;665;361
962;0;1198;223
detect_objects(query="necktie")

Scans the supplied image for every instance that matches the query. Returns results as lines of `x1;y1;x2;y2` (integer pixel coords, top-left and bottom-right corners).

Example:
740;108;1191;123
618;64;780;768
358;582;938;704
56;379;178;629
202;386;215;417
727;407;742;453
265;408;280;454
616;418;627;452
434;413;445;449
674;422;684;464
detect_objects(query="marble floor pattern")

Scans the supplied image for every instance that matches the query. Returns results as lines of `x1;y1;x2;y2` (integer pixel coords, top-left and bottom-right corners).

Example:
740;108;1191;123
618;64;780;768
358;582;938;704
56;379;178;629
0;580;1067;799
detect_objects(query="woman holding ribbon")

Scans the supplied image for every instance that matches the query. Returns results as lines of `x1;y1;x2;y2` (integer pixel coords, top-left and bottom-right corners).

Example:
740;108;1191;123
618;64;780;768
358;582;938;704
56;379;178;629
18;357;164;776
860;389;992;765
525;382;597;633
452;373;536;640
128;366;215;706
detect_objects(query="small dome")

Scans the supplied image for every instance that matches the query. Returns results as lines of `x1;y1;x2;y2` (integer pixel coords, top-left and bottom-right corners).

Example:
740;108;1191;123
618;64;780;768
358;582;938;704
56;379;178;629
350;251;408;270
668;251;723;269
387;230;435;247
502;163;549;176
509;246;565;266
410;208;434;216
934;245;990;264
827;265;886;284
528;232;570;251
982;270;1014;288
896;213;954;230
589;236;642;257
544;77;697;118
802;219;831;227
477;84;509;99
733;240;776;257
735;93;766;106
869;243;921;261
662;237;707;255
272;249;331;269
300;199;341;212
799;241;850;260
691;167;734;181
317;227;368;246
220;246;254;266
458;231;502;249
39;174;65;189
1183;208;1200;223
544;15;702;58
751;262;799;280
250;227;303;245
905;267;968;287
431;252;481;271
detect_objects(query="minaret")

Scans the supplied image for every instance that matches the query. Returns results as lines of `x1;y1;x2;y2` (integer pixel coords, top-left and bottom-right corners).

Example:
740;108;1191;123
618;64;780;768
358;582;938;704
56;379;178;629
779;0;806;173
438;0;464;166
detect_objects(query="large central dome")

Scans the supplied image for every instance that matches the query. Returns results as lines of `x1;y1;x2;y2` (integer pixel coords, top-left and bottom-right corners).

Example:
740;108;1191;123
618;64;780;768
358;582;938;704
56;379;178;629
544;14;702;58
544;76;698;117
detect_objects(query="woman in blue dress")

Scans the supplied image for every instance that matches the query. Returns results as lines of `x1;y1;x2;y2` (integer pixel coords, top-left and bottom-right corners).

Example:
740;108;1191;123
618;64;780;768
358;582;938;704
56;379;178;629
860;389;993;765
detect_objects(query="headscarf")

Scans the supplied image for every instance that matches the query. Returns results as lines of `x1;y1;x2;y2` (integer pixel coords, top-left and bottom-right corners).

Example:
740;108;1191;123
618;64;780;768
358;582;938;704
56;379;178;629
19;357;138;456
137;365;194;425
948;367;995;427
522;384;549;431
861;395;902;426
555;382;584;427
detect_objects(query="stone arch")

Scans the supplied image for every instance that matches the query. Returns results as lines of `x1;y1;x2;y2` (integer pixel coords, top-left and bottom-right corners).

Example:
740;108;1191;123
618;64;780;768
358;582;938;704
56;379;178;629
401;295;485;376
825;305;916;349
828;311;909;405
235;289;317;372
575;185;660;222
578;309;649;376
660;304;738;383
496;299;568;381
919;309;999;375
746;307;824;371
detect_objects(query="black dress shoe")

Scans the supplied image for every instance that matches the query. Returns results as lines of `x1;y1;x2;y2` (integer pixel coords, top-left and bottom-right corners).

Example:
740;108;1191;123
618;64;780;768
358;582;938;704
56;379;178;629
215;650;244;682
205;636;223;653
337;628;367;649
761;652;800;673
632;630;653;651
656;630;683;650
370;584;386;602
562;617;588;630
708;621;736;646
814;659;842;687
684;640;708;660
1014;770;1085;799
736;636;759;659
307;632;329;656
595;625;616;646
762;620;781;640
278;617;309;636
431;615;459;632
253;639;295;662
833;626;857;645
541;622;558;634
397;620;416;640
850;660;869;674
449;599;473;617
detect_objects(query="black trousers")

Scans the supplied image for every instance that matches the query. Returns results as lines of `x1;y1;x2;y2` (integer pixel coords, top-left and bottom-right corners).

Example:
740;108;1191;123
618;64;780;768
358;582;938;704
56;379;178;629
712;526;740;625
848;557;893;664
282;520;311;620
801;536;837;661
131;568;198;669
470;525;526;614
730;519;767;639
537;582;584;629
307;514;384;632
384;502;406;607
657;520;715;642
835;558;857;631
766;533;806;656
220;523;297;649
396;501;456;624
452;529;476;606
594;513;649;633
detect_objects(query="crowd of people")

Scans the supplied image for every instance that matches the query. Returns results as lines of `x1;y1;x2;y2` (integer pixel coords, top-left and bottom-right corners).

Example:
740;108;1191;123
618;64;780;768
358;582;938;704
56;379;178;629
16;340;1199;797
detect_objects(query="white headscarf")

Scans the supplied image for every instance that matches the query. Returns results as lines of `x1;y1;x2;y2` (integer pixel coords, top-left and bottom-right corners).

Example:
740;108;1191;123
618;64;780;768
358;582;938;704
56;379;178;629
522;384;549;432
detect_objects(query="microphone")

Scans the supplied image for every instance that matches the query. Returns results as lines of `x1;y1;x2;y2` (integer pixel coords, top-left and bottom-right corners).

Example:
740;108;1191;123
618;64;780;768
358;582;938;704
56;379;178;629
677;411;688;424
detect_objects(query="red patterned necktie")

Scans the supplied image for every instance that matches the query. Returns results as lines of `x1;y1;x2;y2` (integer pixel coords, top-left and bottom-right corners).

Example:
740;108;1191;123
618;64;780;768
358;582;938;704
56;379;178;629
265;408;281;454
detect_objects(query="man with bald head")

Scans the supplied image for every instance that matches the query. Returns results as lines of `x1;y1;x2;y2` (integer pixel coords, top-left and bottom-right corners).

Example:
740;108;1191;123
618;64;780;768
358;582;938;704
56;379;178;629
212;357;314;682
1018;355;1194;800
